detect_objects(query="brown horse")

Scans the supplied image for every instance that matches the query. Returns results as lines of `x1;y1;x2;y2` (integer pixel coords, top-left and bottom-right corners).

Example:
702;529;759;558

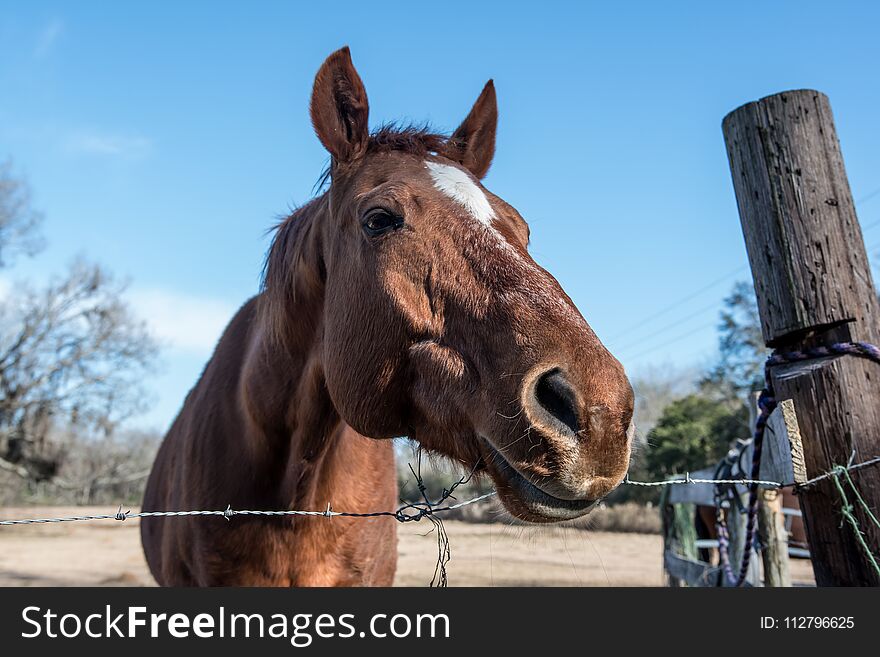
141;47;635;586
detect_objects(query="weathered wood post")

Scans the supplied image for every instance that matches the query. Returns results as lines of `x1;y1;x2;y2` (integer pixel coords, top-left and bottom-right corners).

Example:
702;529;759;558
750;393;794;587
757;489;791;587
723;89;880;586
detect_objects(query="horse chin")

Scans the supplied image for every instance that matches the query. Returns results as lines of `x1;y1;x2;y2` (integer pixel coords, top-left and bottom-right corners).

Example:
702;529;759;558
478;436;597;523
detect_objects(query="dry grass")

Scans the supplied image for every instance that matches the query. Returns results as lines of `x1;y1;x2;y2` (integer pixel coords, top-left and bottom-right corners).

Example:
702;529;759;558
447;500;661;534
578;502;662;533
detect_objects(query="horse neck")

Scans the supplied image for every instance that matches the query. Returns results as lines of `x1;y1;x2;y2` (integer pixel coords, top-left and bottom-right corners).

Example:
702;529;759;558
243;195;385;511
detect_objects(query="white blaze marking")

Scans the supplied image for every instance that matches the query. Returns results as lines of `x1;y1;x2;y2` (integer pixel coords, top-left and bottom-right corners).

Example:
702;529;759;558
424;160;582;324
425;161;496;226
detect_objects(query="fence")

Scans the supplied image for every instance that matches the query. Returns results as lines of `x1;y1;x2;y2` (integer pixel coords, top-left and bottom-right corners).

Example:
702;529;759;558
6;455;874;526
3;452;878;587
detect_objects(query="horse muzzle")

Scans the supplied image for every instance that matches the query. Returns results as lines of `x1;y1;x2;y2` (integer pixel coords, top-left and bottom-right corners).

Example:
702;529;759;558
479;436;606;522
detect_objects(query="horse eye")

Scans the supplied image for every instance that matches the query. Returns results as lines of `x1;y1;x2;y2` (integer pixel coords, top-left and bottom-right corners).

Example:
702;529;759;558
363;210;403;236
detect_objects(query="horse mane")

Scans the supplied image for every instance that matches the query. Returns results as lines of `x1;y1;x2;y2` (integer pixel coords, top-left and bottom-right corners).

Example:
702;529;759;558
261;123;452;344
367;122;450;156
259;196;322;345
313;123;452;190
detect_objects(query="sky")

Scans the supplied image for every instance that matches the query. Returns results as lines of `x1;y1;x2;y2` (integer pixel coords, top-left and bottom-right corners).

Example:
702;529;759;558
1;1;880;432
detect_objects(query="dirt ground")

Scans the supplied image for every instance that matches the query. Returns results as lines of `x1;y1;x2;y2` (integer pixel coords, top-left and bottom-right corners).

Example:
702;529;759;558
0;507;814;587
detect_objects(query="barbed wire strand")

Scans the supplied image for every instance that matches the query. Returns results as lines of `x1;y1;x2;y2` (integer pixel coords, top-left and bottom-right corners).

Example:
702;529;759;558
624;474;782;488
0;448;497;588
4;456;878;528
0;491;499;527
798;455;880;490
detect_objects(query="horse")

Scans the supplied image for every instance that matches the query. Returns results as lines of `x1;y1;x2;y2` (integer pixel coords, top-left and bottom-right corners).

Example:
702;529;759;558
141;47;635;586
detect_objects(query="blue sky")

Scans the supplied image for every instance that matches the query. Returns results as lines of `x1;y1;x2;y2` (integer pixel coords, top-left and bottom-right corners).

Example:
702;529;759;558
2;2;879;432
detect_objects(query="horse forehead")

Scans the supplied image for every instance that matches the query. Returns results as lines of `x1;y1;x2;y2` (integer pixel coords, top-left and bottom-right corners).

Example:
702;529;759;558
424;161;496;226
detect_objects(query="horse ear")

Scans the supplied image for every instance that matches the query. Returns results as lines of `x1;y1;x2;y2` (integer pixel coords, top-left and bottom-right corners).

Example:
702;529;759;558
448;80;497;179
310;47;370;164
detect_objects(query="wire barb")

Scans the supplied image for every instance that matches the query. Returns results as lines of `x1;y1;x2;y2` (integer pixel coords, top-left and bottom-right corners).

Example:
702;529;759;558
4;459;879;527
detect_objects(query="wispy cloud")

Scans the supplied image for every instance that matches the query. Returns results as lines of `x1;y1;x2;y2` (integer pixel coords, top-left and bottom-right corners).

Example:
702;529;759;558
34;19;64;59
129;289;237;355
65;132;154;159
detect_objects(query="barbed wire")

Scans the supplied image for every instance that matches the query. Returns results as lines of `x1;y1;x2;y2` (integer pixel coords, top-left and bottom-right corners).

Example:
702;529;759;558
0;491;500;527
4;455;878;528
624;474;782;488
798;455;880;490
625;455;880;491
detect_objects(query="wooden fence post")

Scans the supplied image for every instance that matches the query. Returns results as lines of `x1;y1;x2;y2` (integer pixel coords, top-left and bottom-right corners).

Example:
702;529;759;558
757;489;792;587
750;392;793;587
723;89;880;586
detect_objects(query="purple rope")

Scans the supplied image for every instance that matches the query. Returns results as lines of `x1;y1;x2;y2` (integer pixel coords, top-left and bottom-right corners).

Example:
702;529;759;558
715;341;880;586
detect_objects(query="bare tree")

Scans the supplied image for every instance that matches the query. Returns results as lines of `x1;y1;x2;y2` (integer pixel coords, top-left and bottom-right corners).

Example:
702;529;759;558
0;260;158;480
0;161;158;503
53;428;160;505
0;159;44;267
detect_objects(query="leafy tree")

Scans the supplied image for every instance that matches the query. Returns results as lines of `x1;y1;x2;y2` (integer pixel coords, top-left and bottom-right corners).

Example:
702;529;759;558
643;394;749;481
701;281;767;404
631;364;699;439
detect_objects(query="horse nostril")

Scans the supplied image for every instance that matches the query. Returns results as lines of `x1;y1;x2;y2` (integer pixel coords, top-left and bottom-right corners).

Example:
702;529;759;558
533;368;580;435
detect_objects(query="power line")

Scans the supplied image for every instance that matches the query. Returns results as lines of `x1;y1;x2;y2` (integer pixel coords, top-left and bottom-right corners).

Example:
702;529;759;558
856;184;880;207
609;265;747;343
609;298;722;354
619;189;880;364
608;184;879;348
854;184;880;232
618;321;717;362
